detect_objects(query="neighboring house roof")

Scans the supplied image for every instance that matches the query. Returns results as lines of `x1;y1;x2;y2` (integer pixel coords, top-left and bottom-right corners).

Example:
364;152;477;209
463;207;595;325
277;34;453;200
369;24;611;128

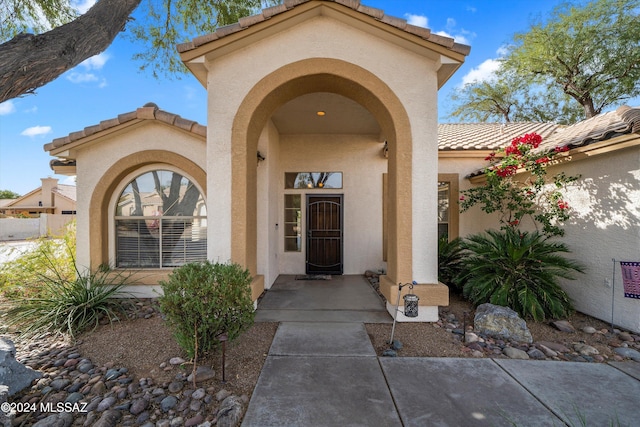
52;184;77;203
438;122;561;151
2;182;76;209
44;102;206;157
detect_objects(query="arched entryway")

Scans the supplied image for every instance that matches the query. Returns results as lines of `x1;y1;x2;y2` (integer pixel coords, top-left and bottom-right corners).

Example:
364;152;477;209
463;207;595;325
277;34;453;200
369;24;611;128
229;58;414;302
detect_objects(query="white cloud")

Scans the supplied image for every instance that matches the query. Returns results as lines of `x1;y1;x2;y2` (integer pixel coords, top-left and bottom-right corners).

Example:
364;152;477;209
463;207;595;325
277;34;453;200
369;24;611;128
405;14;428;28
461;59;502;86
0;100;16;115
21;125;52;137
496;45;510;57
66;72;99;84
73;0;96;14
80;52;110;70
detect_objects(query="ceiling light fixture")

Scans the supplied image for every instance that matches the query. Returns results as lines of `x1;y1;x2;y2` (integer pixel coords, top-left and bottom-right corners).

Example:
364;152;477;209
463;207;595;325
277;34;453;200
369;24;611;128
316;111;326;116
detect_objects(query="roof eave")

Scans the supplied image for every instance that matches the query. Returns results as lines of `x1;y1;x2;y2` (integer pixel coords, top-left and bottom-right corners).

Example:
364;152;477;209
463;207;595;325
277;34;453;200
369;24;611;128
180;1;469;88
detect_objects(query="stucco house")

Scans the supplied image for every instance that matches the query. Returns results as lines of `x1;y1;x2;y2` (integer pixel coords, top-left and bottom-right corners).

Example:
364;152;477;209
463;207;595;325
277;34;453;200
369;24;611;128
45;0;471;322
44;1;640;332
0;177;76;217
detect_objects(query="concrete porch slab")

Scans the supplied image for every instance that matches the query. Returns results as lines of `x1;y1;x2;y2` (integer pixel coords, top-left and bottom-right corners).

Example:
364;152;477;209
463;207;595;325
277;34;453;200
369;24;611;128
255;309;392;323
269;322;376;356
241;356;401;427
380;358;563;427
495;359;640;427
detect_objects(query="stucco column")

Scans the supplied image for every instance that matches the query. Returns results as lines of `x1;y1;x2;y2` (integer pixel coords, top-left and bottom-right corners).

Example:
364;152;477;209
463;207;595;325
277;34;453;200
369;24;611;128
207;91;234;263
412;110;439;284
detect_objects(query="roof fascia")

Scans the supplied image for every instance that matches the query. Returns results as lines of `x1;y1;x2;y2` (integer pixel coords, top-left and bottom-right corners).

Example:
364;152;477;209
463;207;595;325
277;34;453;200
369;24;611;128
47;119;206;159
181;2;466;88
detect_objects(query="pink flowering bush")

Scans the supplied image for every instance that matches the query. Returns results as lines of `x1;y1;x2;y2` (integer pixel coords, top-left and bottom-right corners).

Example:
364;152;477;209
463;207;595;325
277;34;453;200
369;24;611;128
460;132;578;237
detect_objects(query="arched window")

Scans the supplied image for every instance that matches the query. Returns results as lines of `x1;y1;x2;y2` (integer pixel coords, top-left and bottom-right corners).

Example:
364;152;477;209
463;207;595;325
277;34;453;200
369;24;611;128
114;170;207;268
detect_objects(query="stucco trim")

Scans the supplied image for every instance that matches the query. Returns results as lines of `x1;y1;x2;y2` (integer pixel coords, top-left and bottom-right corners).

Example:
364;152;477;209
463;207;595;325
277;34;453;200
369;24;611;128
88;150;207;271
230;57;413;284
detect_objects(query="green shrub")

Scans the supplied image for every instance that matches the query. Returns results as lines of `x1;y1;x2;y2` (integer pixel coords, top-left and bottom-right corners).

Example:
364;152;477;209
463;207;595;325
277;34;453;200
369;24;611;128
438;235;466;293
0;221;76;298
2;264;134;339
158;261;255;359
460;228;584;321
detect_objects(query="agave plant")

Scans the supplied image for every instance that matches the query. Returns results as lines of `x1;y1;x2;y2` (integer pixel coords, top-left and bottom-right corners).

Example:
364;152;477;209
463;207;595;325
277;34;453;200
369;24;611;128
460;228;584;321
2;256;135;339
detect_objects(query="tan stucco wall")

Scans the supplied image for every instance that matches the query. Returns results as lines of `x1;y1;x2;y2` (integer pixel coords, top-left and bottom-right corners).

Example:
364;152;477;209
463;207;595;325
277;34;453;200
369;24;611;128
206;13;440;288
552;147;640;333
277;133;387;275
75;122;206;275
445;146;640;333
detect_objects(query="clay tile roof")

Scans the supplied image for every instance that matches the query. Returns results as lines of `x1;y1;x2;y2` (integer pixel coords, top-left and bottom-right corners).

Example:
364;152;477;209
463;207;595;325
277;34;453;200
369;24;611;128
539;105;640;151
438;122;561;151
52;184;77;202
177;0;469;58
44;102;206;153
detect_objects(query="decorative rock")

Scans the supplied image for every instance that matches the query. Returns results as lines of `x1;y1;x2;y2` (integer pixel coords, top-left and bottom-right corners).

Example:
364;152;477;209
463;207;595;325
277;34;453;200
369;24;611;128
470;350;484;358
92;409;122;427
217;389;232;402
582;326;597;334
168;381;184;393
618;332;634;342
573;343;599;356
503;347;530;360
527;348;546;360
129;398;148;415
186;366;216;383
160;395;178;412
185;414;205;427
536;341;570;353
50;378;71;391
31;412;74;427
97;395;117;411
192;388;206;400
217;395;244;427
474;304;533;343
390;339;403;350
551;320;575;333
381;349;397;357
104;368;121;381
536;344;558;358
464;332;479;343
614;347;640;362
0;337;43;396
170;417;184;427
169;357;186;365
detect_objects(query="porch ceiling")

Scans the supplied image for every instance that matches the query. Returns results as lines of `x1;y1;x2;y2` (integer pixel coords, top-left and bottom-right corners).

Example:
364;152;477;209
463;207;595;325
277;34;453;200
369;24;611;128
271;92;381;135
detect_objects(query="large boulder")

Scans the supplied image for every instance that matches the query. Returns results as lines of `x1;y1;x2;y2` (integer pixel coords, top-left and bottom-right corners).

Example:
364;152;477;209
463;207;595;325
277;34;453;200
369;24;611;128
0;337;42;396
474;303;533;343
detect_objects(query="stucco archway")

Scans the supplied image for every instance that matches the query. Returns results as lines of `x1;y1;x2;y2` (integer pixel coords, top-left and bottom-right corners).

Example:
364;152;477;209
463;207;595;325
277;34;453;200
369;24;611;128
88;150;207;277
230;58;413;287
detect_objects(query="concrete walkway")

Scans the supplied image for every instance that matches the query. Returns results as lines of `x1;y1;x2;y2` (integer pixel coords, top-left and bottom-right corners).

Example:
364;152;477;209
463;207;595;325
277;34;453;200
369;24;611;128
243;275;640;426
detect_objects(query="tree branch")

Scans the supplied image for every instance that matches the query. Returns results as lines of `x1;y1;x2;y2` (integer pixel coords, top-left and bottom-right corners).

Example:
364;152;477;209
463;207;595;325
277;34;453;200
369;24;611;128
0;0;142;103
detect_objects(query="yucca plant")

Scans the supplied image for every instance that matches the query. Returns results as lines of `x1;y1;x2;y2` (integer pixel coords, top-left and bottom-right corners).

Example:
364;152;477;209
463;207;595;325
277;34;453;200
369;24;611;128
2;257;134;339
460;228;584;321
438;235;466;293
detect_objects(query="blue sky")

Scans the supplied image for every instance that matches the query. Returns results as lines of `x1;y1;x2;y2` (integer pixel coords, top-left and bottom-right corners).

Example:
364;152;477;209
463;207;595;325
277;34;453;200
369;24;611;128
0;0;631;195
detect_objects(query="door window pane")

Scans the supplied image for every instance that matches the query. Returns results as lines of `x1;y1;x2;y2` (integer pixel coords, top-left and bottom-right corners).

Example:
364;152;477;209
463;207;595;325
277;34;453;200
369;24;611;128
284;194;301;252
285;172;342;189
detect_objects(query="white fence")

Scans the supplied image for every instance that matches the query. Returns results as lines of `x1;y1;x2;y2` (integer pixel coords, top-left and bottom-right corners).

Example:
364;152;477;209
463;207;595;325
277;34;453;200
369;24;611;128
0;214;75;241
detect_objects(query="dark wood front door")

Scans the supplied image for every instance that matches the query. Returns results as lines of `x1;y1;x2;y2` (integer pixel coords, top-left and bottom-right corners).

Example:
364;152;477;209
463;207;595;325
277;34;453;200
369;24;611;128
306;195;343;275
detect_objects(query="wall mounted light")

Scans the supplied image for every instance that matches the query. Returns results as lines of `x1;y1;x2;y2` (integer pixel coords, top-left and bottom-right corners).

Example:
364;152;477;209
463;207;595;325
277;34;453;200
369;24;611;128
257;151;266;162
